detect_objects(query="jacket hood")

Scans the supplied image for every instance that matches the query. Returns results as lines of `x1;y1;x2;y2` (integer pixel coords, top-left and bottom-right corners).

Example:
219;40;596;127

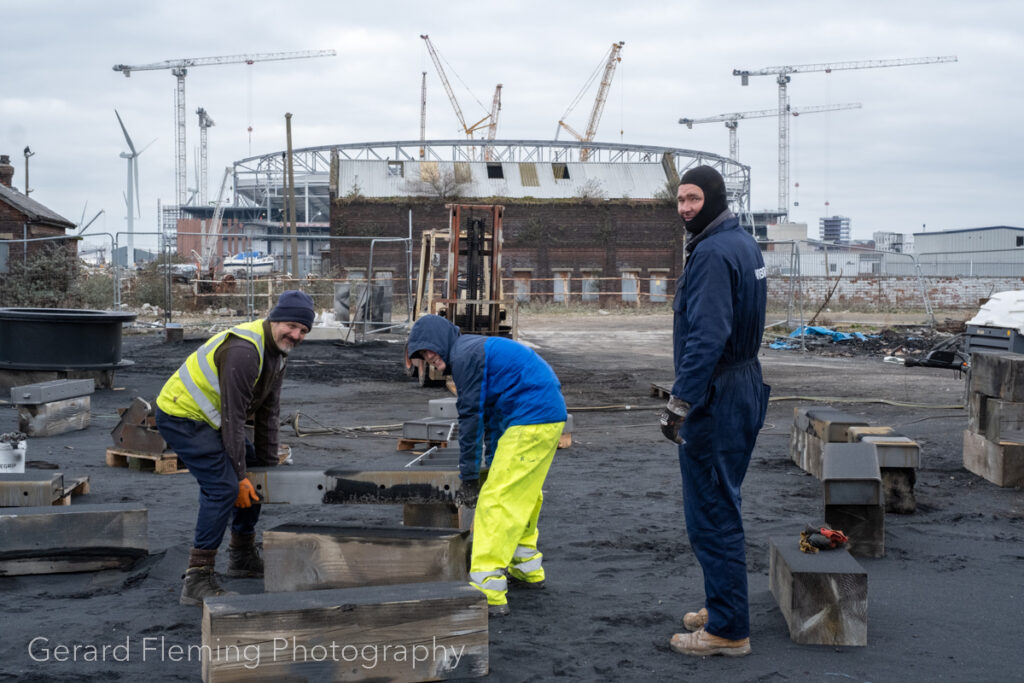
407;314;461;367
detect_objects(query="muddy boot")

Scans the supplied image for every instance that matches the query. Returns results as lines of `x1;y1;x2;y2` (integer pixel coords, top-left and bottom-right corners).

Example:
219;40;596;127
227;533;264;578
180;548;236;606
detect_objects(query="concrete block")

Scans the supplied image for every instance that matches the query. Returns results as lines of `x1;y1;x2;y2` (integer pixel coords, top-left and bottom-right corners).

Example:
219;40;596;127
201;582;488;681
769;537;867;646
962;429;1024;488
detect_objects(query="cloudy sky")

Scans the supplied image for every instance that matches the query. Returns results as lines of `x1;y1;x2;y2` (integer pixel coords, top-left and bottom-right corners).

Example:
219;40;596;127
2;1;1020;253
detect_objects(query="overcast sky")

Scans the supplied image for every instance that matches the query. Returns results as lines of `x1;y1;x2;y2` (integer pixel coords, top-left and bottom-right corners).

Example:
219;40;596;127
2;1;1020;252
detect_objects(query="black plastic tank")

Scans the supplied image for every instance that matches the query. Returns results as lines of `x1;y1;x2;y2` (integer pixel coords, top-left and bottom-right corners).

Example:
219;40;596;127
0;308;137;370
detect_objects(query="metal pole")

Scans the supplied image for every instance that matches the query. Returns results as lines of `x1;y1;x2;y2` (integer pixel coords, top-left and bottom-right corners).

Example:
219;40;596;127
285;113;299;278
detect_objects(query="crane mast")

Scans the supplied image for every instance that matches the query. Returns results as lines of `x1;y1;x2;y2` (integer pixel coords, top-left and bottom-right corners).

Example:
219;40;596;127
113;49;336;209
196;108;215;205
679;103;862;161
419;71;427;159
732;55;957;216
558;41;624;161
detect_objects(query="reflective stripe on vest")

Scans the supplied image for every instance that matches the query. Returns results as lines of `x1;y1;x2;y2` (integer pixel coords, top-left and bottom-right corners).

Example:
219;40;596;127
175;320;266;429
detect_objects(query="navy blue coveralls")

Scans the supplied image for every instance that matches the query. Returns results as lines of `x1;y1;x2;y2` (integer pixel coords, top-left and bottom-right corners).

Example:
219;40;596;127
672;212;770;641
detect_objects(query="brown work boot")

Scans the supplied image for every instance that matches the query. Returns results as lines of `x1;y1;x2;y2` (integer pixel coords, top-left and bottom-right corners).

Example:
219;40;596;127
226;533;264;578
670;627;751;657
180;548;236;606
683;607;708;631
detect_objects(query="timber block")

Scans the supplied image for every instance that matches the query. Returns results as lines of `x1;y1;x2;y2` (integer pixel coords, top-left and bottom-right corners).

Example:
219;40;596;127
403;417;459;443
969;351;1024;402
962;429;1024;488
0;472;64;507
847;425;895;442
263;524;470;592
769;537;867;646
0;503;148;575
17;397;90;437
968;393;1024;444
792;407;869;478
201;581;488;682
10;378;94;405
429;397;459;418
822;444;884;557
246;467;464;504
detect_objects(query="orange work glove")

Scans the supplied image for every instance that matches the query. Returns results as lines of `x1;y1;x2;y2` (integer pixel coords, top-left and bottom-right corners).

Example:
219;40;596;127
235;478;260;508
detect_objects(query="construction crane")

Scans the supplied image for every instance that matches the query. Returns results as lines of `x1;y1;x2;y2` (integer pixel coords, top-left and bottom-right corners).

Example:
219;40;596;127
484;84;503;161
420;35;493;139
419;71;427;159
732;56;957;216
196;108;215;205
679;103;862;161
113;50;336;208
557;41;624;161
193;166;232;282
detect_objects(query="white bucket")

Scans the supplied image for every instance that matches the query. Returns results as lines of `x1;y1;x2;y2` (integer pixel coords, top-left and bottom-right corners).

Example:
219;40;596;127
0;441;26;474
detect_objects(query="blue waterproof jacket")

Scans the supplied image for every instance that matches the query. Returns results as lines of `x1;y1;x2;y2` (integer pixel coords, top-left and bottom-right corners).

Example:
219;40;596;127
408;315;567;480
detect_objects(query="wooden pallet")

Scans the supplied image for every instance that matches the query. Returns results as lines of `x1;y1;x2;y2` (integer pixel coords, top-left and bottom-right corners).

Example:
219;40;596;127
55;476;91;506
396;438;449;452
105;448;188;475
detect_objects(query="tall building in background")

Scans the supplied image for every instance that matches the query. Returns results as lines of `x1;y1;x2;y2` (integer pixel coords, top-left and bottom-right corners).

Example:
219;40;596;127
873;231;906;253
819;215;851;244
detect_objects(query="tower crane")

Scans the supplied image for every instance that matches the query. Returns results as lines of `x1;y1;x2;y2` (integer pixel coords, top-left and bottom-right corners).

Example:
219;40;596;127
196;108;215;205
732;55;956;216
113;49;336;208
484;84;503;161
419;71;428;159
679;103;862;161
557;41;624;161
420;35;493;139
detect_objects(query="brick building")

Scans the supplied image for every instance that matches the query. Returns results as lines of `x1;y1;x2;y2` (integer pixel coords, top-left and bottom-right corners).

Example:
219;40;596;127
0;154;76;274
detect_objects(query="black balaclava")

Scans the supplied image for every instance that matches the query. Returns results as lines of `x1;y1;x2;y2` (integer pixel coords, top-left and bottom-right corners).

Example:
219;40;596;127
679;165;729;236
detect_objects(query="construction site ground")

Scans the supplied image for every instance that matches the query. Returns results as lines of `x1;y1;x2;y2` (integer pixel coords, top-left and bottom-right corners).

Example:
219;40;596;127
2;309;1020;682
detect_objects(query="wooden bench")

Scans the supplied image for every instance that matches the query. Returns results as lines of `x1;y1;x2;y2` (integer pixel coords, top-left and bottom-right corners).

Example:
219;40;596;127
201;581;488;682
822;443;884;557
769;537;867;646
0;503;148;575
791;406;870;478
263;524;470;592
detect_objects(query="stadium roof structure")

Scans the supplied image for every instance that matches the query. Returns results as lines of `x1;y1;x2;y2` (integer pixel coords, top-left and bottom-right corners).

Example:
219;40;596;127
232;139;750;225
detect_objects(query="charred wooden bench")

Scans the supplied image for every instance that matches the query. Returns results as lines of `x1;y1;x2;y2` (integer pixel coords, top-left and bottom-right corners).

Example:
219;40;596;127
0;503;147;575
769;537;867;646
822;443;884;558
791;406;869;478
263;524;470;592
201;581;488;682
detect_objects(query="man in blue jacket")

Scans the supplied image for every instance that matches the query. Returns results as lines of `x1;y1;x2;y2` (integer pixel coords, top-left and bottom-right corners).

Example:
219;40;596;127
659;166;770;656
407;314;566;617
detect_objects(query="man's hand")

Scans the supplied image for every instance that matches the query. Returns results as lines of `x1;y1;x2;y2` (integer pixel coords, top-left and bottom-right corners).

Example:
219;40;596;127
456;478;480;508
235;478;260;508
659;396;690;444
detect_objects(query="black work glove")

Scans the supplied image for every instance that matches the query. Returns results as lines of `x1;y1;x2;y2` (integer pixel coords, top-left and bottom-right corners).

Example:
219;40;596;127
456;478;480;508
659;396;690;444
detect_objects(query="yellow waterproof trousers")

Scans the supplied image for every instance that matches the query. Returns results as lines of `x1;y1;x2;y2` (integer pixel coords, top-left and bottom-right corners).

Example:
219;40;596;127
469;422;563;606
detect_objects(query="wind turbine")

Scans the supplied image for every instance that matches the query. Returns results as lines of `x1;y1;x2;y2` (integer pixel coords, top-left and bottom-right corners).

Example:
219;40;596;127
114;110;154;269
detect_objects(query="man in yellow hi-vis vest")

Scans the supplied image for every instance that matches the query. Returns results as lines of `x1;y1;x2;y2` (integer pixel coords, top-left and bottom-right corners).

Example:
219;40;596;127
154;290;314;606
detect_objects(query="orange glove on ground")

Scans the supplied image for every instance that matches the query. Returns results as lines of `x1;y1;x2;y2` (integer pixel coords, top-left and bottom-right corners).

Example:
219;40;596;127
235;478;260;508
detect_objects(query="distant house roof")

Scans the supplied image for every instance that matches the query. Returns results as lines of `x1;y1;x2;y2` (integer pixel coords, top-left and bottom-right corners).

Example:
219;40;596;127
912;225;1024;237
0;184;75;229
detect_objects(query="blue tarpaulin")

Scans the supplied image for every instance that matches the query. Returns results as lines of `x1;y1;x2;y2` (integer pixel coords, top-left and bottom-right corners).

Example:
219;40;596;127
787;326;875;342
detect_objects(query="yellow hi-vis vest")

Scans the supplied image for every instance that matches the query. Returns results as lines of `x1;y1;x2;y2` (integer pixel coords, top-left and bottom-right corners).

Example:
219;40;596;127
155;319;266;429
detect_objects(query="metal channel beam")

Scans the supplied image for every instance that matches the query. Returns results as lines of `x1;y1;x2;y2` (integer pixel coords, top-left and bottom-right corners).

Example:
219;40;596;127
246;468;462;504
